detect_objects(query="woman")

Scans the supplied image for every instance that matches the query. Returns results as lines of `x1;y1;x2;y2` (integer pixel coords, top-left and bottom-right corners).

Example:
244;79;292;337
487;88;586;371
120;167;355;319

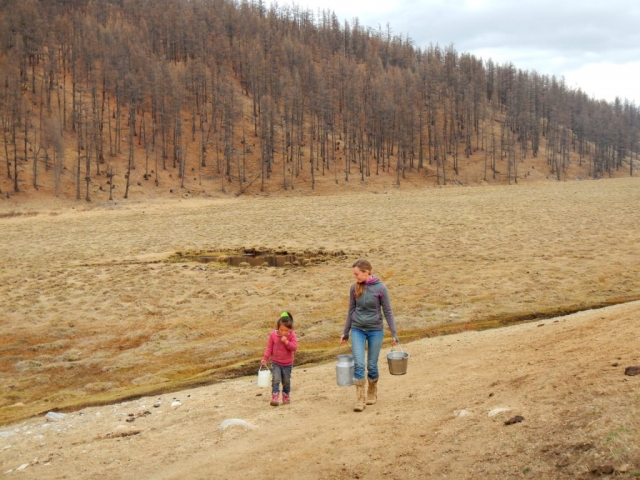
341;259;399;412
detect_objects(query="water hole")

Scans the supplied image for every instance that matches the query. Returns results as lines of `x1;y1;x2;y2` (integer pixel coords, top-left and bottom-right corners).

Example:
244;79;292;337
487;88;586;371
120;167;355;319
168;248;346;267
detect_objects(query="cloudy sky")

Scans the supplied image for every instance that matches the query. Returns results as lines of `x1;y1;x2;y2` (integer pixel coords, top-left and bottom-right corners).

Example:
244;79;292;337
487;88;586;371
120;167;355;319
269;0;640;105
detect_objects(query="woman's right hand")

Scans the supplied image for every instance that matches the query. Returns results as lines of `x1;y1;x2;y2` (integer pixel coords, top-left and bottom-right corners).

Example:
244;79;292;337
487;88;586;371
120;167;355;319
260;359;267;366
340;335;347;344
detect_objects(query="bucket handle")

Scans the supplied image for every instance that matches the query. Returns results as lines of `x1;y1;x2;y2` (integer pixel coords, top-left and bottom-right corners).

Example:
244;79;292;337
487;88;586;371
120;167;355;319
389;344;404;353
337;343;352;354
258;364;271;373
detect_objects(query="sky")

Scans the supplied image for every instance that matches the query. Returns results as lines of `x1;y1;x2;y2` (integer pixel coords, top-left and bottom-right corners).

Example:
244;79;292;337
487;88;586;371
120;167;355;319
268;0;640;105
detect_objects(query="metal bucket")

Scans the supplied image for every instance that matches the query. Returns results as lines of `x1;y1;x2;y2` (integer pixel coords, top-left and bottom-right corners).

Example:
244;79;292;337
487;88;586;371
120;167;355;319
386;345;409;375
336;354;355;387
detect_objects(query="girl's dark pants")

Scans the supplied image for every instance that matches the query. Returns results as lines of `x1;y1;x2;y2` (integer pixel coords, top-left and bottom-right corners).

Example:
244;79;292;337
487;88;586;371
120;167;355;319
271;362;292;395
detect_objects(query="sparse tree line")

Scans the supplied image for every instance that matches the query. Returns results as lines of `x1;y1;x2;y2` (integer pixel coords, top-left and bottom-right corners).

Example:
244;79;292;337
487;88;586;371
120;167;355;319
0;0;637;198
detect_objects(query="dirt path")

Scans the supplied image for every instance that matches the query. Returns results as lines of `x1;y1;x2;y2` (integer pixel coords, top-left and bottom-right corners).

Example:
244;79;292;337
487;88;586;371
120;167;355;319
2;301;638;479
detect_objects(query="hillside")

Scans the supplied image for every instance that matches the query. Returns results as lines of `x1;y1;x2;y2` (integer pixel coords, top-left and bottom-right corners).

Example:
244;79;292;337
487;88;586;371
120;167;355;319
1;0;638;203
1;301;638;479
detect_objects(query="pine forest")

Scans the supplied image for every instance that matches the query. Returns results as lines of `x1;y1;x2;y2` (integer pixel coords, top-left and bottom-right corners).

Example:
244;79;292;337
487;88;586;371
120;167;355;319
1;0;638;200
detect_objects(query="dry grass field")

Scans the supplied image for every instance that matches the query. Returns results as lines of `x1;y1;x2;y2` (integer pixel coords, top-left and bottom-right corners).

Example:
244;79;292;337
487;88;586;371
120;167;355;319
0;177;639;478
1;177;639;424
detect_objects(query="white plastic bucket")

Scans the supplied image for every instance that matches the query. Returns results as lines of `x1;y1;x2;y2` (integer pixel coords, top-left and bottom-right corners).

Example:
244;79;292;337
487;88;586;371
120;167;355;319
257;365;272;387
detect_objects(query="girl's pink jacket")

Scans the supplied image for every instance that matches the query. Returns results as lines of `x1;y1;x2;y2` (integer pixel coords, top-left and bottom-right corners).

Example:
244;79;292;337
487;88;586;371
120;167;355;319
262;330;298;366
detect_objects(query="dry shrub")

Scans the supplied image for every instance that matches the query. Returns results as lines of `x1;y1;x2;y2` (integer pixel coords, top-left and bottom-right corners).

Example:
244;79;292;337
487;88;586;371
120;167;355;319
0;392;28;407
131;374;169;386
32;354;53;363
0;211;39;219
44;390;85;403
84;382;118;393
17;374;51;388
14;360;43;371
29;340;71;351
56;351;82;362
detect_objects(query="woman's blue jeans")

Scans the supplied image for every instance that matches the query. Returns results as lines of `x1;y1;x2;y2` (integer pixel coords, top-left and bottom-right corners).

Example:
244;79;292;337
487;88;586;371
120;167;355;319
350;328;384;380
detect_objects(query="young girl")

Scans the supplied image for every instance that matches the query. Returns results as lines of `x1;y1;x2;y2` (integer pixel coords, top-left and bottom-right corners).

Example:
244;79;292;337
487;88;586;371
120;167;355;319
261;312;298;406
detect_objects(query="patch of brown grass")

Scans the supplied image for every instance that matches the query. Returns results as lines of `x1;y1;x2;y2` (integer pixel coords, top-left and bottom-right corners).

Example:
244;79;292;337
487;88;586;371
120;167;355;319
0;210;39;219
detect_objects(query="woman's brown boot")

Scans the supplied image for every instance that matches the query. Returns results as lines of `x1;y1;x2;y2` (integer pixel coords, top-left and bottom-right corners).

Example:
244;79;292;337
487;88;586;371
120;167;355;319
353;378;366;412
366;377;378;405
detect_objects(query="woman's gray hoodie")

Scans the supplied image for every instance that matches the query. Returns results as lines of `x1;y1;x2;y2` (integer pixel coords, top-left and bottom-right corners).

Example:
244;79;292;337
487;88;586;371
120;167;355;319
342;276;398;341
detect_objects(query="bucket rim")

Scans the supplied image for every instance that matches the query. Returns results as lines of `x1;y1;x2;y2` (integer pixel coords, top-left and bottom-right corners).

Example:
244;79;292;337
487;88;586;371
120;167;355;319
386;351;410;359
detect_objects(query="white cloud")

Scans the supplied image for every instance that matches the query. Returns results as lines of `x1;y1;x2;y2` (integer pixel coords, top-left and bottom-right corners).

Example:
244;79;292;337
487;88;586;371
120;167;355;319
564;62;640;103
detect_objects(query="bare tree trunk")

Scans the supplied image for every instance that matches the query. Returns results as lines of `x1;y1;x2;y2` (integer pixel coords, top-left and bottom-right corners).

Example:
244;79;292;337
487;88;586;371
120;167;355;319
107;166;115;201
85;145;92;202
124;104;134;199
310;121;315;190
76;108;83;200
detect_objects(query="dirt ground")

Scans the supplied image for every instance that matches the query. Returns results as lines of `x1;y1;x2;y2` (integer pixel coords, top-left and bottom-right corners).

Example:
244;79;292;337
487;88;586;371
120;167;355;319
1;301;639;479
1;178;639;478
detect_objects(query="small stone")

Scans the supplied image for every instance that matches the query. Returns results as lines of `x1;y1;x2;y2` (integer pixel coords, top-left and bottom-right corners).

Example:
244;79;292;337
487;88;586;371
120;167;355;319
16;464;29;471
218;419;256;430
108;425;141;438
45;412;66;421
624;366;640;376
504;415;524;425
617;465;631;473
488;407;512;417
171;401;181;408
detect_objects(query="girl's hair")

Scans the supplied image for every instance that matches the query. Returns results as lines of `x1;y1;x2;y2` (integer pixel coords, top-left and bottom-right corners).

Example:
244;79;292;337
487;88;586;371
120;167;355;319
352;259;373;298
277;311;294;329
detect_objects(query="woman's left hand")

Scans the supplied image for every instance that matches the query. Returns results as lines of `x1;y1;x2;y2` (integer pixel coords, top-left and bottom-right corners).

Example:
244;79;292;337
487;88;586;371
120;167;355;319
392;337;399;346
